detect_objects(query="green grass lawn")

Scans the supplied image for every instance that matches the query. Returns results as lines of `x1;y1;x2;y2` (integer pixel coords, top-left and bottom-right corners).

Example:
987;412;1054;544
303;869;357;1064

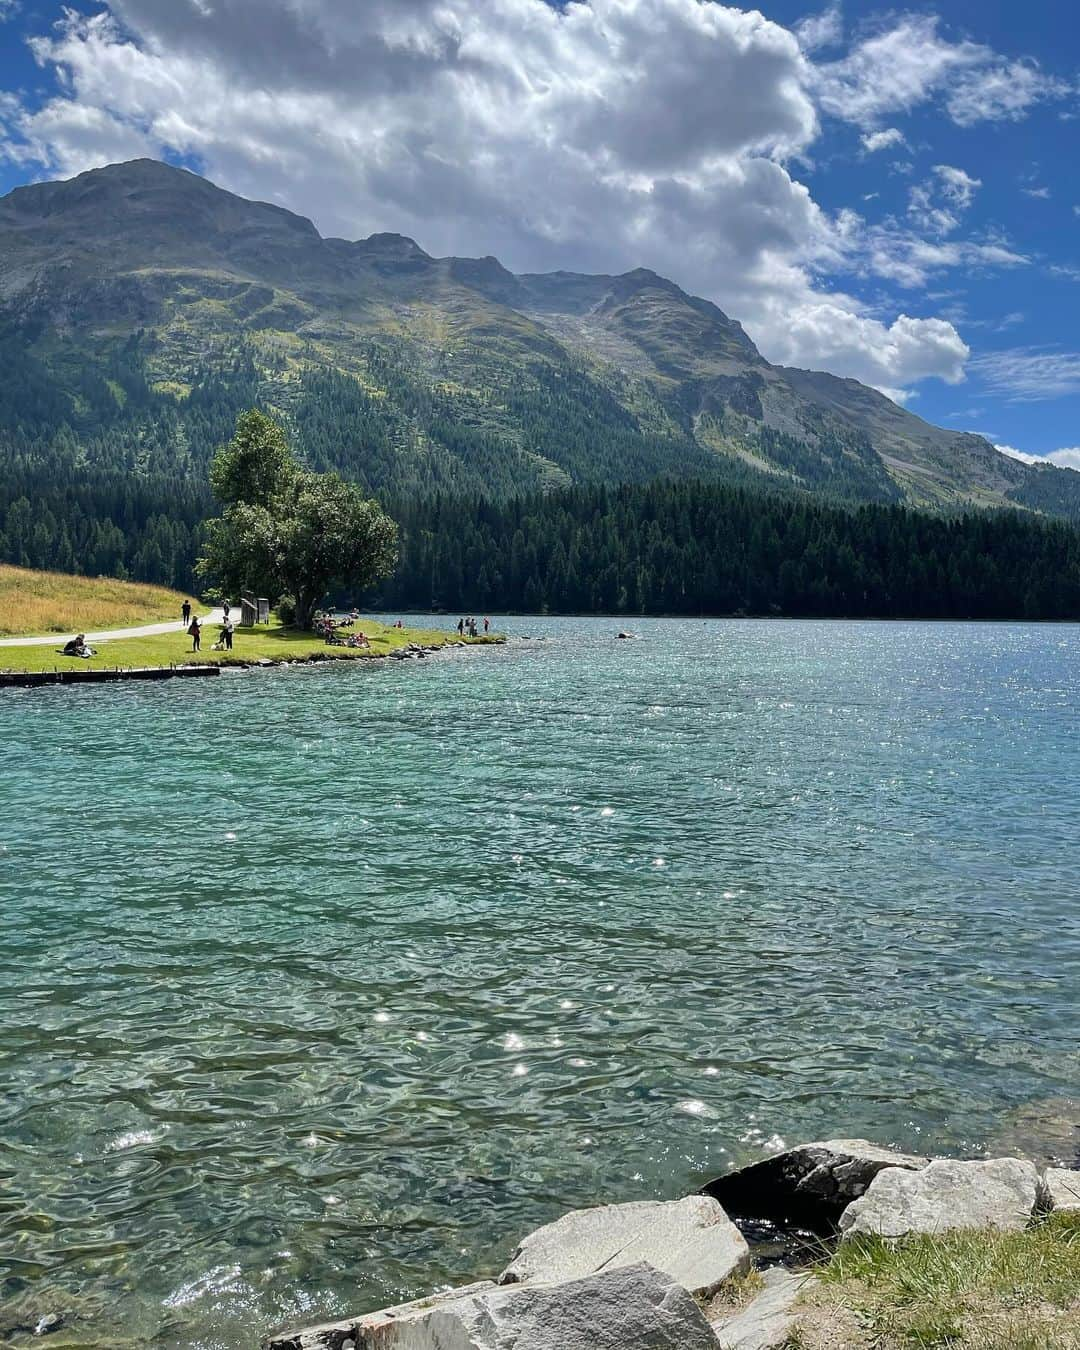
0;620;502;674
793;1212;1080;1349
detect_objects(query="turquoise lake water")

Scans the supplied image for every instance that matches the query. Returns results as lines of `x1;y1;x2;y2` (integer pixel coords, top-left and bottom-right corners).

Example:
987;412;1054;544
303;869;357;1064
1;616;1079;1346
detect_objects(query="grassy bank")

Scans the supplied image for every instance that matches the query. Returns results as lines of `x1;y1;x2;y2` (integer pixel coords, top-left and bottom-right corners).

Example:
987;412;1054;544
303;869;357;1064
789;1213;1080;1349
0;619;502;674
0;565;195;637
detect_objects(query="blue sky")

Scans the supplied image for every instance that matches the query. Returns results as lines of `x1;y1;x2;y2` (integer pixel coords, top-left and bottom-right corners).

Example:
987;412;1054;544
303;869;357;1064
0;0;1077;464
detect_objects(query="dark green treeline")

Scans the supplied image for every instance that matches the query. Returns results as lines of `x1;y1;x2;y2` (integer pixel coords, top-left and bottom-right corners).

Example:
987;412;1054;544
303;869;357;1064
372;482;1080;621
3;468;1080;620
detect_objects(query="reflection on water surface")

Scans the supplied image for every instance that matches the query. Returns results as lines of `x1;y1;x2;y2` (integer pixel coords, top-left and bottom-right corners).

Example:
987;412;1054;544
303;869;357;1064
1;616;1078;1346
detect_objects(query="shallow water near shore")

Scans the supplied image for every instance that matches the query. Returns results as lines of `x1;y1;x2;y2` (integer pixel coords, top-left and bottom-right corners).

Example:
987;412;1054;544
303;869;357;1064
2;616;1079;1346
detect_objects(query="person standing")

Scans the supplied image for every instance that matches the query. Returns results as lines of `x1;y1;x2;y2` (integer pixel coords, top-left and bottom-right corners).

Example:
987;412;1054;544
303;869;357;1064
222;598;231;621
223;617;234;650
182;599;192;626
189;616;201;652
483;617;490;633
457;617;465;636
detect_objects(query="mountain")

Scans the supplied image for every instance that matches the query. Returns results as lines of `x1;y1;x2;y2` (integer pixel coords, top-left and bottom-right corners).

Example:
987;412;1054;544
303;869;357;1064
1;157;1077;521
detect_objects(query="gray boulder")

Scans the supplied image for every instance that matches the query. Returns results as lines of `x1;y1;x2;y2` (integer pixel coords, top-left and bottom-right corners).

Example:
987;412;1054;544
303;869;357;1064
270;1263;722;1350
712;1268;814;1350
265;1282;496;1350
839;1158;1040;1240
1044;1167;1080;1212
500;1195;749;1298
703;1139;929;1229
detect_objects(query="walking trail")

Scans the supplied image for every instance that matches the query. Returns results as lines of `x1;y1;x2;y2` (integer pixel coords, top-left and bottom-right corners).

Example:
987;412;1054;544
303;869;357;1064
0;609;228;648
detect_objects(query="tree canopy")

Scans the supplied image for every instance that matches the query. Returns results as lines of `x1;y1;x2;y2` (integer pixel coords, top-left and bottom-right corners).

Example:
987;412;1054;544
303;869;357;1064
197;409;398;627
368;480;1080;621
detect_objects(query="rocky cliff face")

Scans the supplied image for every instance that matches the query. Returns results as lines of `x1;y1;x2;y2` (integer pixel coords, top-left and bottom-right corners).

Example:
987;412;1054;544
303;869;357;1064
1;158;1076;515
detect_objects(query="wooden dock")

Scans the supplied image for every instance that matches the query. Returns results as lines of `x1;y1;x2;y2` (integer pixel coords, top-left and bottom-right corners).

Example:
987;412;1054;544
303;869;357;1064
0;665;222;689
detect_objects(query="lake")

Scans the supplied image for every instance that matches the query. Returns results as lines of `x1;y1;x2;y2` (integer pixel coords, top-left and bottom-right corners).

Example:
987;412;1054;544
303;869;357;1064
1;616;1078;1346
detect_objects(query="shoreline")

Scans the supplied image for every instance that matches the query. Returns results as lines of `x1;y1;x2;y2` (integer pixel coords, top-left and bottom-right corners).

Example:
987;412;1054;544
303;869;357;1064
0;622;505;689
0;639;489;687
266;1137;1080;1350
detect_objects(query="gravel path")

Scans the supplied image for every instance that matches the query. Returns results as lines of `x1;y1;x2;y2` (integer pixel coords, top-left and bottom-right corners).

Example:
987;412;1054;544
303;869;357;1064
0;609;227;648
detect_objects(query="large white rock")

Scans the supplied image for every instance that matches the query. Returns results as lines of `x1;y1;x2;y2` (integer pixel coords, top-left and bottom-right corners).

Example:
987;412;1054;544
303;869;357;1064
271;1263;723;1350
499;1195;750;1297
712;1268;814;1350
424;1263;721;1350
703;1139;929;1228
1044;1167;1080;1212
839;1158;1041;1240
265;1282;496;1350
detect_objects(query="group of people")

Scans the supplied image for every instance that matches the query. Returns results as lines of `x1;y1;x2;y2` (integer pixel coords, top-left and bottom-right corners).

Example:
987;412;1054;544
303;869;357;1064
456;616;489;637
182;598;233;653
314;612;371;647
58;599;234;662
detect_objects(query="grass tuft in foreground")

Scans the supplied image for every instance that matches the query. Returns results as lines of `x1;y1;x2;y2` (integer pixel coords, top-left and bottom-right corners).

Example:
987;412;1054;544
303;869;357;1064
0;565;194;637
797;1213;1080;1349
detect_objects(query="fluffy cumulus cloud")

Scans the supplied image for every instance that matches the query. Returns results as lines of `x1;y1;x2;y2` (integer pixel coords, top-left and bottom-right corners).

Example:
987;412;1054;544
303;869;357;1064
762;304;969;402
0;1;1060;395
997;445;1080;473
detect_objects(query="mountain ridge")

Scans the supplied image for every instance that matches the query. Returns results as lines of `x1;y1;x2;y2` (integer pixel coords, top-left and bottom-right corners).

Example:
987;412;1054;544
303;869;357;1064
1;157;1076;519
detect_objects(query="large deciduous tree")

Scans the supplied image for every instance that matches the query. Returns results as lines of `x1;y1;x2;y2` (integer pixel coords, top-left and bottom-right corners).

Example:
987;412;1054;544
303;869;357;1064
197;409;398;628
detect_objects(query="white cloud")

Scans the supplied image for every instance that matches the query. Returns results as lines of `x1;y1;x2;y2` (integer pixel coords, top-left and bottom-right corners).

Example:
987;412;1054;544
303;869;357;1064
907;164;981;236
861;127;905;153
975;350;1080;401
935;165;981;209
864;229;1028;290
0;0;1042;398
996;445;1080;472
794;5;842;55
1022;185;1051;199
815;15;1068;129
765;306;969;392
4;99;153;175
947;61;1070;127
815;16;985;126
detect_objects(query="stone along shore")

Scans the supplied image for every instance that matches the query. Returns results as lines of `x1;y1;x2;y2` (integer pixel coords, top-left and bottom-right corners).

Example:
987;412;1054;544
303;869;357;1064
266;1138;1080;1350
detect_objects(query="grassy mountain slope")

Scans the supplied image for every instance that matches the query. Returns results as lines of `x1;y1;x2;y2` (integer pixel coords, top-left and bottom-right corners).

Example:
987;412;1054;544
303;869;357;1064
2;157;1078;520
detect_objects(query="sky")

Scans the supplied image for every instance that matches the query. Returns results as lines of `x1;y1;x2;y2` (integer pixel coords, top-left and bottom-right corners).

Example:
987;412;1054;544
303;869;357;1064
0;0;1077;466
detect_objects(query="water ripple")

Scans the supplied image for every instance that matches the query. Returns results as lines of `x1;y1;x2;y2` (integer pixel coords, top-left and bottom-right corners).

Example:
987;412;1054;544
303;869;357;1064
0;617;1079;1345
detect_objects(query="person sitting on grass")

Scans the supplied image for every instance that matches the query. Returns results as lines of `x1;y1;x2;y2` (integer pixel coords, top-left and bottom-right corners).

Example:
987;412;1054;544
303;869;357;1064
61;634;95;658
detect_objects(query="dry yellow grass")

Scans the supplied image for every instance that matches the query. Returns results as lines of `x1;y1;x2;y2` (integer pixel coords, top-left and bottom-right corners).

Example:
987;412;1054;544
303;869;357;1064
0;565;196;637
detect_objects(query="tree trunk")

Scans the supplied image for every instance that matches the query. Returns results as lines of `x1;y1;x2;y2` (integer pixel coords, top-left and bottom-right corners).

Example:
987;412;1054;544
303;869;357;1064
294;589;317;630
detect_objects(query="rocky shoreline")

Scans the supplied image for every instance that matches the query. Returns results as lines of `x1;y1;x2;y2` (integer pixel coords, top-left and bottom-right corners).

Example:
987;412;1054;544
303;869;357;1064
266;1139;1080;1350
